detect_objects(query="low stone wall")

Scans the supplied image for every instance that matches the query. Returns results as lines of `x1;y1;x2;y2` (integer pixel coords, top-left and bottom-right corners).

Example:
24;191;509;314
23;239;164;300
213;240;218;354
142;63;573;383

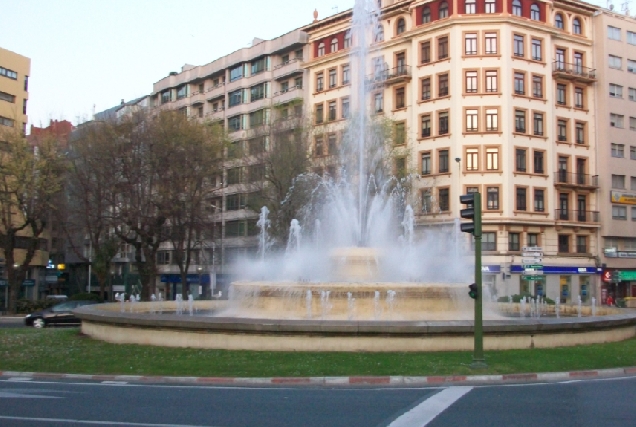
75;303;636;353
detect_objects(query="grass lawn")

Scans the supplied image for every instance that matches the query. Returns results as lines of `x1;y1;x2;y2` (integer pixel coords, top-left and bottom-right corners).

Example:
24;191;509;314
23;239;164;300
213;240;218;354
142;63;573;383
1;327;636;377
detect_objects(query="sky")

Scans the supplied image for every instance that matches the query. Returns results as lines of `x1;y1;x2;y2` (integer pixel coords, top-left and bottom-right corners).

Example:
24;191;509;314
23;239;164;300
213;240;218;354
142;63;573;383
1;0;610;131
1;0;354;130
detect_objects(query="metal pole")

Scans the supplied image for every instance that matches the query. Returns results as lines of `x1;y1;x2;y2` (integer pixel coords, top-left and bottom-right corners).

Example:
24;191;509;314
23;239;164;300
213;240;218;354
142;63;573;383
471;192;487;368
88;240;92;294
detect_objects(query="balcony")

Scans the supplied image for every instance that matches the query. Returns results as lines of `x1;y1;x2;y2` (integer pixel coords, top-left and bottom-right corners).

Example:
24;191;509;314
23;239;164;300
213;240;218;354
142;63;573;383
190;91;206;106
552;61;596;84
205;108;225;122
554;171;598;189
206;81;225;101
273;85;303;105
366;65;412;87
555;209;600;224
273;58;303;81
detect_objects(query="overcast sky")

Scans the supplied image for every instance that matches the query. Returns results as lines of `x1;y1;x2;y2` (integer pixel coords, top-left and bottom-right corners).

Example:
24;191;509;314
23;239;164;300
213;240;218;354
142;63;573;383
1;0;608;131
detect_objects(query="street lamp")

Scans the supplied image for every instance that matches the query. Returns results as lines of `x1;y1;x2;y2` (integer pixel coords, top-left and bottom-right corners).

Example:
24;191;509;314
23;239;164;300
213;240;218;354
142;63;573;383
197;266;203;298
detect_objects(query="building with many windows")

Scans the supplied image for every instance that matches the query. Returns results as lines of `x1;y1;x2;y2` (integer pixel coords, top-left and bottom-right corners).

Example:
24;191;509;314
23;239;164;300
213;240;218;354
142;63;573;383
0;47;30;134
302;0;603;303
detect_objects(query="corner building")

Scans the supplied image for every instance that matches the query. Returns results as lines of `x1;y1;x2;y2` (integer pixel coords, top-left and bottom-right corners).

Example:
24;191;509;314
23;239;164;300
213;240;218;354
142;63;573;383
0;47;30;134
303;0;602;303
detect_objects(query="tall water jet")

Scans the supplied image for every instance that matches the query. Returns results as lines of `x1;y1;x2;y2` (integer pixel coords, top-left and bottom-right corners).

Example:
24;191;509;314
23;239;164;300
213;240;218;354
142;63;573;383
257;206;271;261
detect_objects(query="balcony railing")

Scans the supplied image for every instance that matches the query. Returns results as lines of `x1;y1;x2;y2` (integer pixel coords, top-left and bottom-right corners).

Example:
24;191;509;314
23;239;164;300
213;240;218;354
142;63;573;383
554;171;599;188
554;209;600;223
366;65;412;86
552;61;596;82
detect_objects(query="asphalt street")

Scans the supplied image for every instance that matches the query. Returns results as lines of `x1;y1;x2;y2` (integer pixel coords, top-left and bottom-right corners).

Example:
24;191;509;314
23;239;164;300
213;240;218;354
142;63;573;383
0;317;24;328
0;375;634;426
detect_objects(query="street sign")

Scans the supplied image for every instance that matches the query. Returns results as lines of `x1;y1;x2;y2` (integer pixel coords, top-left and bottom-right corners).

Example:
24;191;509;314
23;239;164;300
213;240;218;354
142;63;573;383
522;252;543;258
522;246;543;252
522;275;545;281
523;264;544;269
522;258;543;264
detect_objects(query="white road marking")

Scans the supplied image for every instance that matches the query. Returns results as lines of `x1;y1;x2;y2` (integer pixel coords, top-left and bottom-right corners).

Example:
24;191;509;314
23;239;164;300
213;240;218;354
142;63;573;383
101;381;129;385
0;415;221;426
388;386;473;427
0;391;60;399
7;377;32;381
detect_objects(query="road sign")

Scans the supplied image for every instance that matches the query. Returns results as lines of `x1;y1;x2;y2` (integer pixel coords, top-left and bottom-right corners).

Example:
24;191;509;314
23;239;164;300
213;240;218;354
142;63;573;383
522;258;543;264
522;275;545;281
522;252;543;258
522;246;543;252
523;264;544;269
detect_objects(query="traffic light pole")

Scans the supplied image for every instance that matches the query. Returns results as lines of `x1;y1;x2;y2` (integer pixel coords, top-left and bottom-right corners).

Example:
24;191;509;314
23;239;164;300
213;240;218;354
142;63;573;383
471;192;487;369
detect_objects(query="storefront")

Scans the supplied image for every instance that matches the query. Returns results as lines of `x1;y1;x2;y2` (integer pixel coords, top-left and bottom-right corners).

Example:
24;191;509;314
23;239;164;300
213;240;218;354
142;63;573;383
510;265;601;303
159;273;211;300
481;265;500;300
601;269;636;302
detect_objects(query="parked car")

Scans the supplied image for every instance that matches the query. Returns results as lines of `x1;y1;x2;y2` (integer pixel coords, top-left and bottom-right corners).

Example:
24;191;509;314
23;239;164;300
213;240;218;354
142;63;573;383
24;300;98;328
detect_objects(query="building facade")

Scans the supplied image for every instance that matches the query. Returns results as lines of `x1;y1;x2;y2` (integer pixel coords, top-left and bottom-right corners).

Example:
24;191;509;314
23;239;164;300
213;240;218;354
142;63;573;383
0;47;30;134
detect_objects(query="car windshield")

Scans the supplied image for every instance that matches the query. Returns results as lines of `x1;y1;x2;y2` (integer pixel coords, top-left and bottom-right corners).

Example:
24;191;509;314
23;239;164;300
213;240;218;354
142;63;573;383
51;302;77;312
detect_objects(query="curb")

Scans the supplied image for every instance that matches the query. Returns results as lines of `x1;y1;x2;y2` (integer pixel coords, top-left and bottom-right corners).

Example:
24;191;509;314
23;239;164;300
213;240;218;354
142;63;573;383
1;367;635;386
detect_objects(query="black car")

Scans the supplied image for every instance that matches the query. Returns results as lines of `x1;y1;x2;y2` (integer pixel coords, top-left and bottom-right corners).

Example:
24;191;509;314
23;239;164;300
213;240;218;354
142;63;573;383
24;300;98;328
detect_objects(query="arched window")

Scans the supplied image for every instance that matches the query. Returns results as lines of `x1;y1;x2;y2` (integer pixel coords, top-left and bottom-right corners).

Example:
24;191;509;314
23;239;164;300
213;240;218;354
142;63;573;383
465;0;476;14
439;1;449;19
422;6;431;23
318;42;325;56
396;18;406;35
374;24;384;42
573;17;582;34
530;3;540;20
512;0;522;16
555;13;564;29
331;38;338;52
344;29;352;48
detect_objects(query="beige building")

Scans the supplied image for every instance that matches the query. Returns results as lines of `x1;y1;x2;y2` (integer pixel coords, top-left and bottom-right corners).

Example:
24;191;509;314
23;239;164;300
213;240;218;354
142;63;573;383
0;47;30;134
302;0;603;303
592;9;636;300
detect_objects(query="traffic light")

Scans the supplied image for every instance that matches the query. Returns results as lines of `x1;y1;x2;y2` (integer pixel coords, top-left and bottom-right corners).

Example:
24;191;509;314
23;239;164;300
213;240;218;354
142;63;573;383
460;193;481;235
468;283;478;300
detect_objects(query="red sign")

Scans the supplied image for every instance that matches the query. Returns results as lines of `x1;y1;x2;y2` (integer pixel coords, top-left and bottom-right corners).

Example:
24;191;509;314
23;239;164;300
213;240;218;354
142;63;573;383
602;270;611;282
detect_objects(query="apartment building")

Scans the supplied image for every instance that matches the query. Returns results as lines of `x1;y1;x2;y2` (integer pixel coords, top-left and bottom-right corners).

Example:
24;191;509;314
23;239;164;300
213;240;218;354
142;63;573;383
150;29;308;297
303;0;603;303
0;47;30;134
593;10;636;301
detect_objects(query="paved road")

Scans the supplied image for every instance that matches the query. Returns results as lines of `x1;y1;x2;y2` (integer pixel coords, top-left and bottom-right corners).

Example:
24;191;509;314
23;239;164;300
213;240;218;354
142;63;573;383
0;375;634;426
0;317;25;328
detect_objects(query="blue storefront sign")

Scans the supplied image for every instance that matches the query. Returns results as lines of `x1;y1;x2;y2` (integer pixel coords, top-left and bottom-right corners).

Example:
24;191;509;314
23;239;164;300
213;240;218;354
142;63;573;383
481;265;501;273
511;266;601;274
160;274;210;285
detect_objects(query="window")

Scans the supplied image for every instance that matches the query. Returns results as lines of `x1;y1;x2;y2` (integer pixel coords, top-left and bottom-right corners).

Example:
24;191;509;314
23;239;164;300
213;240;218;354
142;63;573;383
630;88;636;101
514;72;525;95
315;104;324;124
395;87;405;109
465;71;477;93
512;0;522;16
633;207;636;221
466;148;479;171
610;113;624;128
421;152;431;175
0;66;17;80
485;0;496;13
316;72;324;92
341;97;350;118
250;84;265;101
0;91;15;103
314;136;324;156
631;145;636;160
0;116;14;127
557;119;567;142
318;42;325;56
396;18;406;35
612;205;627;220
328;101;337;121
485;33;497;54
466;109;478;132
421;41;431;63
531;3;540;20
631;117;636;131
534;189;545;212
394;122;406;145
516;188;527;211
533;112;544;136
421;190;433;213
631;176;636;190
421;114;431;137
439;188;449;211
558;235;570;253
574;122;585;145
532;75;543;98
226;193;248;211
438;111;449;135
422;7;431;23
509;233;521;251
514;34;524;57
227;167;243;185
465;33;477;55
555;48;565;69
374;92;383;113
516;148;527;172
422;77;431;100
229;89;243;107
609;55;622;69
482;232;496;251
439;150;449;173
515;110;526;133
527;233;539;247
531;39;542;61
611;143;624;158
438;37;449;60
249;109;265;127
439;1;449;18
161;90;171;104
608;26;621;40
465;0;476;14
572;18;581;34
438;73;449;97
485;70;498;92
486;187;499;210
248;137;266;155
251;57;266;75
228;115;242;131
612;174;625;189
556;83;566;105
555;13;564;29
628;60;636;73
486;147;499;170
329;68;337;88
485;108;498;131
342;64;350;84
230;64;243;82
331;37;338;52
344;30;352;48
374;25;384;42
534;150;544;174
574;87;584;108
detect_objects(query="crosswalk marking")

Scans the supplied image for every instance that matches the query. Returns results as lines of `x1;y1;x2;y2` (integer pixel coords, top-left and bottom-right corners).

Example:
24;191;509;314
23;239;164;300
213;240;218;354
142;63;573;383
388;386;473;427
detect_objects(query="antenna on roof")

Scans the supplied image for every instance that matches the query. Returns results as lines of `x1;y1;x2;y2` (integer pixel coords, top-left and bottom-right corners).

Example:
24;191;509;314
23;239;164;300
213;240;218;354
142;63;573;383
622;1;630;15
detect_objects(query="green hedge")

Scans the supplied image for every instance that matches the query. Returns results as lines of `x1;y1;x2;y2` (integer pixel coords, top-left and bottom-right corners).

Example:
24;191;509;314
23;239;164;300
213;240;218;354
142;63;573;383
69;293;103;302
15;299;56;314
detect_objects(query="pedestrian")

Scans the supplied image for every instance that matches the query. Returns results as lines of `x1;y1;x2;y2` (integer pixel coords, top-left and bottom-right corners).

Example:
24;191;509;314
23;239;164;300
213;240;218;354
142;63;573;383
607;294;614;307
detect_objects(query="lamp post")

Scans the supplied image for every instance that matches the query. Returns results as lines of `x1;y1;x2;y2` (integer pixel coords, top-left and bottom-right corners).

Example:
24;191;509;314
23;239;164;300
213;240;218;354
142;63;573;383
197;266;203;298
